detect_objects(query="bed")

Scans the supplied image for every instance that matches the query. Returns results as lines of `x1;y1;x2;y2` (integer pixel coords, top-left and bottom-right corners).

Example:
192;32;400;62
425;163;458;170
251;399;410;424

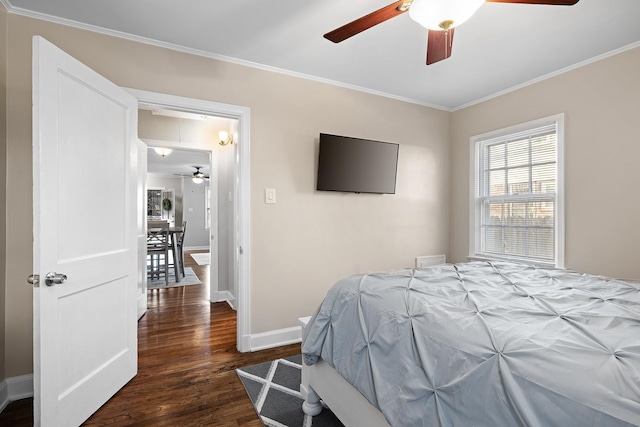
300;260;640;427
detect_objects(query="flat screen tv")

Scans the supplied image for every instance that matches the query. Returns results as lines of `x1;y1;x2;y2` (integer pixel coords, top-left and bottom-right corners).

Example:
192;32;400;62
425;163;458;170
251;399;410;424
316;133;399;194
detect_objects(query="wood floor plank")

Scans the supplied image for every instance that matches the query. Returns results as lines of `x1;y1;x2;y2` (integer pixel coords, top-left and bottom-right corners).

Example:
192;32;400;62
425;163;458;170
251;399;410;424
0;250;300;426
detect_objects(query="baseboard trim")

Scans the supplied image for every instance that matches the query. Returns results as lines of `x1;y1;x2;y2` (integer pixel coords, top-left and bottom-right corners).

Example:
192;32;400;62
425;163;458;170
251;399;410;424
0;327;302;414
0;330;301;412
0;374;34;412
137;292;147;320
210;290;233;303
185;245;209;251
249;326;302;352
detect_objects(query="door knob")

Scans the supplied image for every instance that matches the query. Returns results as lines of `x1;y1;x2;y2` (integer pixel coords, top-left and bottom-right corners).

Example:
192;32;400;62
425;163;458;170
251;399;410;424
45;272;68;286
27;274;40;287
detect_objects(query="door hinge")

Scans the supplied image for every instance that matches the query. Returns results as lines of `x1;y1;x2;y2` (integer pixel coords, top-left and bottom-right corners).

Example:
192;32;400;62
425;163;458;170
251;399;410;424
28;274;40;288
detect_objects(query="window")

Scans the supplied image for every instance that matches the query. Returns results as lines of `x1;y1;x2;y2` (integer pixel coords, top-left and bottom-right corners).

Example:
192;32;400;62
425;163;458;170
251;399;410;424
470;114;564;267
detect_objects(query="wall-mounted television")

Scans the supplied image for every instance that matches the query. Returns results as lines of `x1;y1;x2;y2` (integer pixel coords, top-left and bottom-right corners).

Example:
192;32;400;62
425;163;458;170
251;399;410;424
316;133;399;194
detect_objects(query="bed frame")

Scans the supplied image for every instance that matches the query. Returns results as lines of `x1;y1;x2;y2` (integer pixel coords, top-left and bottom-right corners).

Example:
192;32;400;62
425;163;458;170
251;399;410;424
298;257;446;425
298;317;391;427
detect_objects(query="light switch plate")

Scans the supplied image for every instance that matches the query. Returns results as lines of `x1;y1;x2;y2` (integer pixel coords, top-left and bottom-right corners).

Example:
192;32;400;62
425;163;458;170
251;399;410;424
265;188;276;204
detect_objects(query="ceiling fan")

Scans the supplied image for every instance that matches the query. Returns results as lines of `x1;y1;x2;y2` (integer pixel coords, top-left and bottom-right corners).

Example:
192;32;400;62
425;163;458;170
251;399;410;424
324;0;580;65
191;166;209;184
175;166;210;184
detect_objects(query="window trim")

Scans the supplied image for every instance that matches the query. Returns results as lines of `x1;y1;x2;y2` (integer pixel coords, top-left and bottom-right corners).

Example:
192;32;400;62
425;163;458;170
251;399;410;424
469;114;565;268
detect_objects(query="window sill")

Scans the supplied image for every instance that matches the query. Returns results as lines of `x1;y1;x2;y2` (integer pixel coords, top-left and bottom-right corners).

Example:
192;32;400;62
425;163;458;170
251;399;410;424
467;254;559;269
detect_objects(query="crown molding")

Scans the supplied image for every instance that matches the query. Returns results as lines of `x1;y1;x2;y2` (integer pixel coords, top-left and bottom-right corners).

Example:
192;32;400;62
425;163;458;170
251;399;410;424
5;1;639;113
2;1;451;111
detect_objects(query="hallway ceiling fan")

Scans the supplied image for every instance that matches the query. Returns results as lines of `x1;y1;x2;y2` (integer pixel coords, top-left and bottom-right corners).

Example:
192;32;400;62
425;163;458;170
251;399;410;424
191;166;209;184
324;0;580;65
175;166;210;184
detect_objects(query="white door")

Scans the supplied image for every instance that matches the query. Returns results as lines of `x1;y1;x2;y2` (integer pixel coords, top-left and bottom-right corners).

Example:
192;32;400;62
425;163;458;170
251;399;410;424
32;36;138;426
136;139;148;319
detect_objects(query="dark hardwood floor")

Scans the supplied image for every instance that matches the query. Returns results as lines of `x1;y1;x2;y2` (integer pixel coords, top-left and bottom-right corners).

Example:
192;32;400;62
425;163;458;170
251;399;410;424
0;250;300;426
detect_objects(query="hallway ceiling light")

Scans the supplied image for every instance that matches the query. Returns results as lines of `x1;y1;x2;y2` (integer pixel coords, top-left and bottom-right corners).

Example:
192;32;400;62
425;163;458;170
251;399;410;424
153;147;172;157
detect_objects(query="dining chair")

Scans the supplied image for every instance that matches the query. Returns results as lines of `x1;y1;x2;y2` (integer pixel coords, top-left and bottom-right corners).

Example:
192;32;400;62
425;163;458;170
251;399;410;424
176;220;188;277
147;221;170;286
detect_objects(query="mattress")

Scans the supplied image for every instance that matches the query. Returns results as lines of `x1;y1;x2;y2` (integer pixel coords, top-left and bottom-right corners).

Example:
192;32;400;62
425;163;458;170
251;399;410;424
301;261;640;427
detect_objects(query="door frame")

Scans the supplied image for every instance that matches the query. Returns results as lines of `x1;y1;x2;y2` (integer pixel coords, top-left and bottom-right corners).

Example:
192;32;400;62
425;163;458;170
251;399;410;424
127;88;251;352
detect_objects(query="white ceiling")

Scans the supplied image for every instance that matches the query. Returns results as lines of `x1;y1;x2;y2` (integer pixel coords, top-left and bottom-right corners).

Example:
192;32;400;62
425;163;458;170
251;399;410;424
147;147;210;178
5;0;640;110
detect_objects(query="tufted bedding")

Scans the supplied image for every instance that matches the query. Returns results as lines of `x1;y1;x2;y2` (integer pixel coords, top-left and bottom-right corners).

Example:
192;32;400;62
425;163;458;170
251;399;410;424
301;261;640;427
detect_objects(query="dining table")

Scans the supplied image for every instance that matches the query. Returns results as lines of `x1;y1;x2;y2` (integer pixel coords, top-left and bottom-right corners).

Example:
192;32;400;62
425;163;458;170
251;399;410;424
147;225;184;283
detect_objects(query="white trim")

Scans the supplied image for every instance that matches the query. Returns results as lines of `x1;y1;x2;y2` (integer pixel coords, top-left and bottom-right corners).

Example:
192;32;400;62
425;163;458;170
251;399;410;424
555;117;566;269
210;290;234;303
235;108;252;352
210;290;236;311
466;255;556;269
469;137;478;259
248;326;303;352
5;2;640;112
184;245;209;251
0;374;34;412
3;4;445;111
469;113;565;267
126;88;252;353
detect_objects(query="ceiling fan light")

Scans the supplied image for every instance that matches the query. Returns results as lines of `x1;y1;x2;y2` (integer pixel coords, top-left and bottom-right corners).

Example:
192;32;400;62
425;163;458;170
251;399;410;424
192;166;205;184
409;0;485;30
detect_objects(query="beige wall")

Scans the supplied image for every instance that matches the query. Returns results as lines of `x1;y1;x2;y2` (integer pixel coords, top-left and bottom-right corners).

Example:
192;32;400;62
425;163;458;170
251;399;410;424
450;46;640;280
9;8;637;382
0;5;8;381
4;14;450;376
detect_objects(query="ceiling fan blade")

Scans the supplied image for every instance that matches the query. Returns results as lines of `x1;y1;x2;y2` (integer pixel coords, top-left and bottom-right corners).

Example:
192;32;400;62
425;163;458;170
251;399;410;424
324;0;412;43
484;0;579;5
426;29;454;65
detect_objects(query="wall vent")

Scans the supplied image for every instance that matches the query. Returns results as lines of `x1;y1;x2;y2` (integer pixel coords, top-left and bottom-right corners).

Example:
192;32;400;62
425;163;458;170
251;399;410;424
415;255;446;268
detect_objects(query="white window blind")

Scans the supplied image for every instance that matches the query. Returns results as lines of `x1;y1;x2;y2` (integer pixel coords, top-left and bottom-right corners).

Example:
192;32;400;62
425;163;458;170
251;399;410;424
472;116;564;266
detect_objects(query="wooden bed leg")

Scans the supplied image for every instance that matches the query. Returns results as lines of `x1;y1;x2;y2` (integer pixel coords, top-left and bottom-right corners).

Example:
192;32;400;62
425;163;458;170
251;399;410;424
302;386;323;416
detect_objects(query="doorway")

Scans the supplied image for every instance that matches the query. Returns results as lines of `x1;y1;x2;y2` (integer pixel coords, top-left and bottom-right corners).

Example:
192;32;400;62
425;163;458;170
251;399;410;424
145;144;215;286
128;88;252;352
140;109;220;297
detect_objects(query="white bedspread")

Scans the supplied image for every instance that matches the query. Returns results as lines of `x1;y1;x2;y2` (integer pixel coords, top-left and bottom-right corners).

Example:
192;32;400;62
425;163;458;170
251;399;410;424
302;261;640;427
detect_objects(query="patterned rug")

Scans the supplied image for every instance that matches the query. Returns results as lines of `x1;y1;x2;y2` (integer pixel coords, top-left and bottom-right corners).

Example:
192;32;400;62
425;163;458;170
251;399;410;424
147;267;201;289
236;355;344;427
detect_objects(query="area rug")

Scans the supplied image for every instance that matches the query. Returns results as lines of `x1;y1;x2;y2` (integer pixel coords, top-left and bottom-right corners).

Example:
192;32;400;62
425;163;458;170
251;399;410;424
236;355;344;427
148;267;201;289
190;252;210;265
